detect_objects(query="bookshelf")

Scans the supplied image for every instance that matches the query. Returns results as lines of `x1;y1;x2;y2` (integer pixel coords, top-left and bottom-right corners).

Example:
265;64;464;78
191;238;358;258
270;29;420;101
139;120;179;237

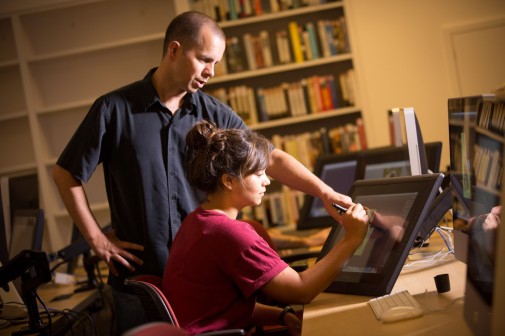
0;0;367;250
449;94;504;208
192;0;367;227
0;0;189;251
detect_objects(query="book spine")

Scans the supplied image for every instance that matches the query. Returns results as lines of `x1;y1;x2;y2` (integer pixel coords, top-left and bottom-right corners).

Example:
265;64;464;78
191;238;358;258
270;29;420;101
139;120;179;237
259;30;273;67
305;22;320;59
243;33;257;70
288;21;304;63
356;117;367;150
317;19;331;58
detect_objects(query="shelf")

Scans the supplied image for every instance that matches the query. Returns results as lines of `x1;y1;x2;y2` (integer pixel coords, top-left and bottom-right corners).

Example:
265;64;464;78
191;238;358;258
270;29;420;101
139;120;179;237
27;32;165;63
211;54;353;84
0;59;19;68
251;106;360;131
0;110;28;122
0;162;37;176
35;99;94;115
217;1;343;28
18;0;173;59
27;40;160;110
476;126;505;144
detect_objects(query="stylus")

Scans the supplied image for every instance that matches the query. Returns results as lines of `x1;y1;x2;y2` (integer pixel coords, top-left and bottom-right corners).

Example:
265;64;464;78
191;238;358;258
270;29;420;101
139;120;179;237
331;203;348;215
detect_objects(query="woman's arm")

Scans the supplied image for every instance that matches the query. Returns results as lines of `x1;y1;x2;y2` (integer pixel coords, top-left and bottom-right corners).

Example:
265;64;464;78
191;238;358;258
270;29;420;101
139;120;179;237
251;303;301;336
260;203;368;304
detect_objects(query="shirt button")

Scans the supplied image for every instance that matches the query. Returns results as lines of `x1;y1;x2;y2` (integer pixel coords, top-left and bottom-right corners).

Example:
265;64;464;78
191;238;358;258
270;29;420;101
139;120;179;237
169;171;175;176
171;195;177;200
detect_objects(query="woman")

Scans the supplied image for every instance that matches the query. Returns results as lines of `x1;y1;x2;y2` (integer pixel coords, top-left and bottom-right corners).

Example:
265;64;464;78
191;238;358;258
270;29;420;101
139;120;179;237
162;120;369;335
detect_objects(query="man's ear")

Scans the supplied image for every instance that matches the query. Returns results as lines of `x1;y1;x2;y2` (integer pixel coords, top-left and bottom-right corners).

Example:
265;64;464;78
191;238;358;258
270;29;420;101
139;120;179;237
168;41;181;58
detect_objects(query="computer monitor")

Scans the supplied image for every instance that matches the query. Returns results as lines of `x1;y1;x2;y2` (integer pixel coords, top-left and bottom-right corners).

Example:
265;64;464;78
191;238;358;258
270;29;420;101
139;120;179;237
317;173;444;296
297;152;359;230
448;94;504;335
359;141;442;180
8;209;45;295
296;142;443;230
388;107;430;175
8;209;45;261
7;174;39;225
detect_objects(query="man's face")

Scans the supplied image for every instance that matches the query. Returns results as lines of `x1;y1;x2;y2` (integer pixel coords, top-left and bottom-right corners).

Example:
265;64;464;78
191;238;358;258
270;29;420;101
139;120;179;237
174;28;226;93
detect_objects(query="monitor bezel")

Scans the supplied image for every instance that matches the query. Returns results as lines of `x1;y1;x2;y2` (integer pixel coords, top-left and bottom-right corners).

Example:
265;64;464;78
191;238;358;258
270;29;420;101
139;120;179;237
317;173;444;297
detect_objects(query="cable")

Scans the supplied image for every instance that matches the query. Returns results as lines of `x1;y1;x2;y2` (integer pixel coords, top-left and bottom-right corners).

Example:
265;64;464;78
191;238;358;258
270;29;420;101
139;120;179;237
50;260;68;273
66;308;95;336
420;289;465;314
35;291;52;335
403;248;454;271
435;227;454;253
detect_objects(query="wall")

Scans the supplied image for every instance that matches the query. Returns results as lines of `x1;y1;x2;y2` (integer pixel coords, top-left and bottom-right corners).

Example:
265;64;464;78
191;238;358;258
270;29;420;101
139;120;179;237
1;0;504;172
346;0;505;171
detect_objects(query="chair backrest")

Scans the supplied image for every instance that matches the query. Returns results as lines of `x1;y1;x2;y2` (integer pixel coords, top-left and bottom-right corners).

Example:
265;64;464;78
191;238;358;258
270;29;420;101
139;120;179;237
125;275;247;336
124;275;179;326
123;322;188;336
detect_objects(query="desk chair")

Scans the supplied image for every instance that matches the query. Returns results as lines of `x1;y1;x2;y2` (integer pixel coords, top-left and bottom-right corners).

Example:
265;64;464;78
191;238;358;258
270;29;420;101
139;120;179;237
124;275;246;336
124;321;189;336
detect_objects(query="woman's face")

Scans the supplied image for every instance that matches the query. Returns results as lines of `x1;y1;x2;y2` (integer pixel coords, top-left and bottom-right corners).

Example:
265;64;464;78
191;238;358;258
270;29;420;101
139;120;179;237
232;170;270;208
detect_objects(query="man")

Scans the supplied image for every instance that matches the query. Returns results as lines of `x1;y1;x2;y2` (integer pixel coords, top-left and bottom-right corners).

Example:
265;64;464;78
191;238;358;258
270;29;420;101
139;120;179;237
52;11;352;333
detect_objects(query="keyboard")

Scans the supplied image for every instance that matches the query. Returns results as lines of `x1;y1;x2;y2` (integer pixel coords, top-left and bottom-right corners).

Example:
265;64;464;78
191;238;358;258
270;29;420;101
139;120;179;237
368;290;422;320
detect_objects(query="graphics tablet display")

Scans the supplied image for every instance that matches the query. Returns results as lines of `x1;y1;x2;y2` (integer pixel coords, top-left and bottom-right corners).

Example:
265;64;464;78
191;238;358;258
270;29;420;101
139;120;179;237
317;173;444;296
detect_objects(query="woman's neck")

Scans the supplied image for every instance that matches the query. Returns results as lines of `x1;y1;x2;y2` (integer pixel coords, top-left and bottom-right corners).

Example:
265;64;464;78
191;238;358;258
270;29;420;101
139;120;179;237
201;199;239;219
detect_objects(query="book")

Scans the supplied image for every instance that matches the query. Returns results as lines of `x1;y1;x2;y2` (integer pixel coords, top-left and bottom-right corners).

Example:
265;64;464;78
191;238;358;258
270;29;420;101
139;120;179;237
259;30;273;67
319;76;334;111
288;21;304;63
275;30;291;64
243;33;257;70
226;36;247;73
305;22;320;60
356;117;367;150
317;19;331;58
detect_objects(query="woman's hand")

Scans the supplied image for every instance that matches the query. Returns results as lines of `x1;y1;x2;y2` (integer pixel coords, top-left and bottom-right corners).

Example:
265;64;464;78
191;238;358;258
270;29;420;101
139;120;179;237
284;312;301;336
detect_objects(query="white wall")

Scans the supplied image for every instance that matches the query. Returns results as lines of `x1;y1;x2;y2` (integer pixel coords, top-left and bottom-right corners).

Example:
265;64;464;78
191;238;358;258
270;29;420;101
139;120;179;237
346;0;505;170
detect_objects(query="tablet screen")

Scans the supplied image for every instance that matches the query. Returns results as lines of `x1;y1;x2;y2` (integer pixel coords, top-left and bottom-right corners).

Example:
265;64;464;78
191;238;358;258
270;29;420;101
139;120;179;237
318;174;444;296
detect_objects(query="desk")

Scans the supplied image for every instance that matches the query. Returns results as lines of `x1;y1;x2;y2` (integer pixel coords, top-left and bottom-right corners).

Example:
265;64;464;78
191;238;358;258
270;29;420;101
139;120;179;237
301;233;473;335
1;275;110;335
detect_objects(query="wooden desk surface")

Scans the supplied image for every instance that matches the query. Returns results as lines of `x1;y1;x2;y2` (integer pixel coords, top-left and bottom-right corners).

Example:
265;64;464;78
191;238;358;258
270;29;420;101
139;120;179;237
302;233;473;335
1;269;108;335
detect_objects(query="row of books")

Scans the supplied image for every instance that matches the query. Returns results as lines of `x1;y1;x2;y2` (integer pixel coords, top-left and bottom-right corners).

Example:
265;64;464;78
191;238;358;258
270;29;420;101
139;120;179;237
206;70;357;125
240;118;366;227
473;143;503;194
241;188;305;227
270;119;367;170
219;17;349;74
477;98;505;136
288;17;350;63
191;0;337;22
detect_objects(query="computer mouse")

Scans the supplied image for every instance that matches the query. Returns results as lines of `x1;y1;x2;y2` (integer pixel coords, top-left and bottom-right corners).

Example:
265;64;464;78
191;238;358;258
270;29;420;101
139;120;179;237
380;306;424;323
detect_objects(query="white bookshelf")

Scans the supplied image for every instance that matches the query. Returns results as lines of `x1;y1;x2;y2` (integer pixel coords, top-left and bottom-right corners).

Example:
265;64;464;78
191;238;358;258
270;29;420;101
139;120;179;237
0;0;367;248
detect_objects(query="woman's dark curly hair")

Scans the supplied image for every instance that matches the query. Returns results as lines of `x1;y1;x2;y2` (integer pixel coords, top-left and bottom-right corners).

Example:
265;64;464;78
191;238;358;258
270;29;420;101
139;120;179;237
185;120;271;194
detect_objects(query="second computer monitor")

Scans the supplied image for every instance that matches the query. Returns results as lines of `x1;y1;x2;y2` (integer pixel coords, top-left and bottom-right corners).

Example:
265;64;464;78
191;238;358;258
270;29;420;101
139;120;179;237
296;142;442;230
